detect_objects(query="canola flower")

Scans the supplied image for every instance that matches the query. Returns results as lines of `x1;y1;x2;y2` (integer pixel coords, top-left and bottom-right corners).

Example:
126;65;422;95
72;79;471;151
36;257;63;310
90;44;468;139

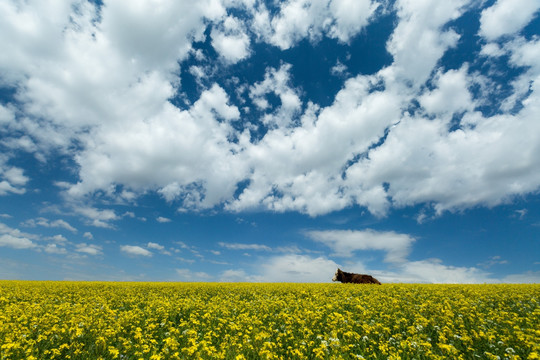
0;281;538;359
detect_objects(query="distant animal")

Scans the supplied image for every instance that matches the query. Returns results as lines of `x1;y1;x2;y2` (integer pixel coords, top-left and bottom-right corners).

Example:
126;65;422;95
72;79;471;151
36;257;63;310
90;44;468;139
332;268;381;285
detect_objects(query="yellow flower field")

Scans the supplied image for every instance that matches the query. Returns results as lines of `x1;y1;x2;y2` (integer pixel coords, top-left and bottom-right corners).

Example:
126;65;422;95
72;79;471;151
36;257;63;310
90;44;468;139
0;281;538;360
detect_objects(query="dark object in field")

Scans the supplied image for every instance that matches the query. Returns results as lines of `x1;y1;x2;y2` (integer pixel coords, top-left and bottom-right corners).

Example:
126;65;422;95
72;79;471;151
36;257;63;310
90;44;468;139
332;268;381;284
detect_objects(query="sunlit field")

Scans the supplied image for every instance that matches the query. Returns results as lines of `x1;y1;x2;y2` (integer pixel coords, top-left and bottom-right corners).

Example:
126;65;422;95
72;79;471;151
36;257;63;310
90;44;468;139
0;282;538;359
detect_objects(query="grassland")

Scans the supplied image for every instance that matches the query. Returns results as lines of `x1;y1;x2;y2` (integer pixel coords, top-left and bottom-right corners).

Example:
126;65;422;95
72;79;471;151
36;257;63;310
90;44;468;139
0;281;538;359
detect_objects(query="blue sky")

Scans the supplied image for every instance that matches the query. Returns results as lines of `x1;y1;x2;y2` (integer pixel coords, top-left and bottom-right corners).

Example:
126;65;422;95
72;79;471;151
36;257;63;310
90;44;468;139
1;0;539;283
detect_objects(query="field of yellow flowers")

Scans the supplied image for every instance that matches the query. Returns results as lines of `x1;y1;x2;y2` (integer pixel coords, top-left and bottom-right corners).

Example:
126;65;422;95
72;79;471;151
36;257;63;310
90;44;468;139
0;281;538;360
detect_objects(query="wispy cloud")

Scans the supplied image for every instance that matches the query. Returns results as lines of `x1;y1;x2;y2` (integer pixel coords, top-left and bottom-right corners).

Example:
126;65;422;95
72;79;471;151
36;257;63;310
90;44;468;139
219;242;272;251
21;217;77;233
478;256;509;269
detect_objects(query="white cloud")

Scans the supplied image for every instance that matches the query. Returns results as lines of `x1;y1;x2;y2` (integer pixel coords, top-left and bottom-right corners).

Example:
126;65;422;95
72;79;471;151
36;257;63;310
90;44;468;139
330;60;348;77
83;232;93;240
398;259;493;284
51;219;77;232
44;243;67;254
385;0;467;89
224;250;521;283
346;75;540;214
0;234;36;249
219;242;272;251
211;15;251;63
147;242;165;250
50;234;68;243
507;37;540;74
220;269;249;282
0;0;235;191
66;83;245;210
248;63;302;128
0;104;15;125
231;241;508;283
419;66;474;117
0;222;39;250
480;42;505;57
21;217;77;233
328;0;380;43
307;229;415;263
176;268;212;281
1;0;539;222
73;206;119;229
75;243;102;256
514;209;527;219
255;254;339;282
3;167;28;186
0;159;28;196
231;72;401;216
254;0;379;49
265;0;329;49
0;181;26;195
156;216;171;223
501;271;540;284
120;245;152;257
479;0;540;41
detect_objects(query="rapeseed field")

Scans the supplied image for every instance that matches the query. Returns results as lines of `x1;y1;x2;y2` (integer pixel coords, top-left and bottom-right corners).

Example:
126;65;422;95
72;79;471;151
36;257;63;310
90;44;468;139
0;281;538;360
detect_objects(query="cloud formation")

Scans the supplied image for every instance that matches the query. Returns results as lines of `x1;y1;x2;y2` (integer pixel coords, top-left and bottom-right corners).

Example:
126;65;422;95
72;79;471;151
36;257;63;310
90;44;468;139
307;229;415;263
479;0;540;40
120;245;153;257
0;0;539;221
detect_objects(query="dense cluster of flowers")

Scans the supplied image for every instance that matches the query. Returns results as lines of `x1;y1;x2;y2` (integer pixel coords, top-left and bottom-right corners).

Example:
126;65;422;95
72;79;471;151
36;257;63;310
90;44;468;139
0;281;538;359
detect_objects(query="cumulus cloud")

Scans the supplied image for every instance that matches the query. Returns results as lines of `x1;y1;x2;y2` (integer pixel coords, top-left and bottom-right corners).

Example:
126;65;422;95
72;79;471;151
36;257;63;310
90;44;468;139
0;0;539;222
327;0;380;43
75;243;102;256
479;0;540;41
49;234;68;243
253;0;379;49
0;157;29;196
0;222;39;249
418;66;474;116
385;0;467;89
230;72;402;216
248;63;302;128
44;243;67;254
120;245;153;257
66;83;244;211
211;15;251;63
156;216;171;223
0;234;36;249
